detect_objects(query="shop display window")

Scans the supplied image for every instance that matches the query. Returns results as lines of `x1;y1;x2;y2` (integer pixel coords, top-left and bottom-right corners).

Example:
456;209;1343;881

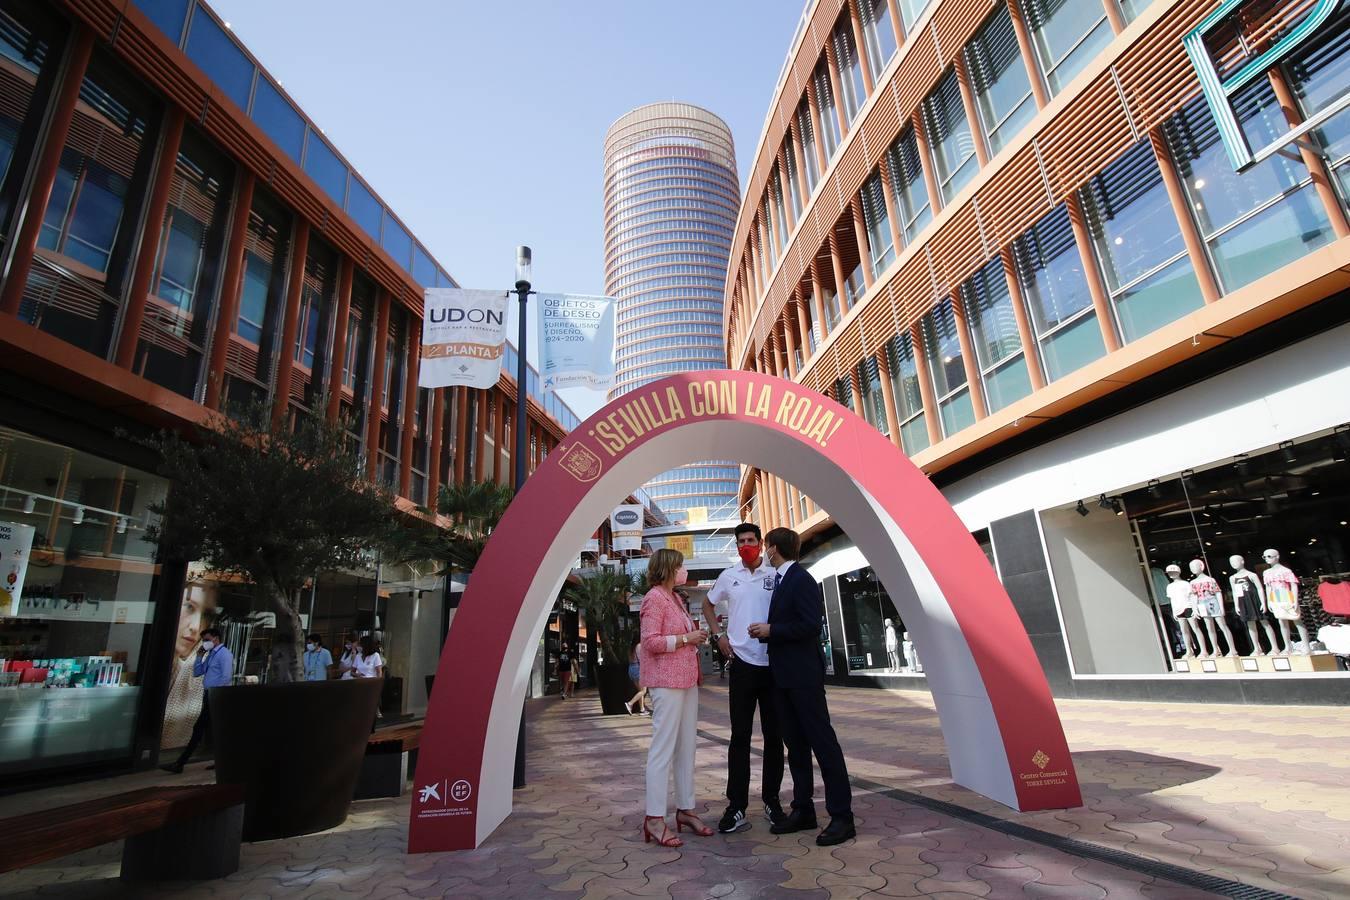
837;567;912;675
0;426;170;775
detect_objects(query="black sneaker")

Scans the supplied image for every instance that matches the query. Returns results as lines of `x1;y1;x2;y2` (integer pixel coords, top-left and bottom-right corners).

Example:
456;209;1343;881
718;807;750;833
764;800;788;827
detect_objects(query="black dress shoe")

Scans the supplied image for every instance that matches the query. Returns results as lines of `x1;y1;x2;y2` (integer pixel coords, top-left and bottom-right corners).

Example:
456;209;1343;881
769;808;818;834
815;817;856;846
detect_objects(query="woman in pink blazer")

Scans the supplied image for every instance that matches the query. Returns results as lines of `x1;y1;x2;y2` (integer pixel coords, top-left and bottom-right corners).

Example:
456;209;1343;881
638;548;712;847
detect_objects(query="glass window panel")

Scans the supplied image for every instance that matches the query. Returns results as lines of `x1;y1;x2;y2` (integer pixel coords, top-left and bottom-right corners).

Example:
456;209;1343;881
923;70;978;202
858;356;888;435
303;129;347;206
961;258;1022;370
965;5;1036;154
900;0;934;29
887;127;933;243
982;355;1032;412
1079;140;1186;291
784;134;803;218
413;245;436;288
1013;204;1092;334
382;215;413;270
920;298;968;399
833;18;866;124
797;100;820;188
861;172;894;275
0;5;58;226
814;62;842;157
1209;183;1336;289
132;0;189;44
1284;15;1350;205
938;388;976;435
184;6;253;110
885;332;924;420
900;416;931;455
1023;0;1113;95
346;177;382;242
228;187;291;405
1040;309;1105;380
1117;0;1156;24
1113;257;1204;342
861;0;898;78
249;77;303;162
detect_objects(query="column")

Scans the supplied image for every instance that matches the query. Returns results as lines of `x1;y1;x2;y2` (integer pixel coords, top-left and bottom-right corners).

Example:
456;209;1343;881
115;107;187;370
849;368;867;420
0;28;93;316
1101;0;1127;36
824;39;851;140
795;294;814;364
806;82;830;176
911;110;944;215
876;351;902;444
952;298;988;420
204;172;255;410
910;322;943;447
454;386;470;484
811;260;829;340
777;146;796;233
885;0;904;44
755;471;770;530
848;0;875;94
828;231;850;315
1000;247;1047;389
783;308;799;377
325;256;355;421
1008;0;1050;110
364;291;390;481
791;125;812;209
851;197;875;290
474;389;489;482
271;219;312;428
1065;194;1122;354
878;154;905;259
427;388;445;503
399;321;419;498
954;57;990;167
1147;130;1221;305
494;393;508;485
1268;70;1350;239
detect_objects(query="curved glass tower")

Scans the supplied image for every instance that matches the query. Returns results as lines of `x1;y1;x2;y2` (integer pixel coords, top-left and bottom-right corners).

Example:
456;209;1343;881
603;103;741;524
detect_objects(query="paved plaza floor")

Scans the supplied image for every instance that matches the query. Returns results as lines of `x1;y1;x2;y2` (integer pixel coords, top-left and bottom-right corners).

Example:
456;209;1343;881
2;682;1348;898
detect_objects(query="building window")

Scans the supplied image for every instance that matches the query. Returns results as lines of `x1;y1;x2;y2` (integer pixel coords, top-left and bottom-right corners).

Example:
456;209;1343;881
784;136;803;219
920;298;975;437
965;5;1036;155
249;77;303;162
1079;139;1204;342
294;239;338;415
0;2;58;227
346;177;382;242
1022;0;1114;95
861;172;894;276
303;131;347;207
857;356;888;435
960;258;1032;413
832;16;866;125
1117;0;1157;25
814;62;843;159
184;5;253;111
1165;90;1335;294
899;0;934;30
859;0;898;80
887;127;933;244
141;129;233;398
1283;17;1349;212
1012;204;1106;382
340;276;375;438
797;100;820;189
382;215;413;271
772;166;789;253
922;69;978;203
226;188;291;411
833;375;854;412
885;332;929;455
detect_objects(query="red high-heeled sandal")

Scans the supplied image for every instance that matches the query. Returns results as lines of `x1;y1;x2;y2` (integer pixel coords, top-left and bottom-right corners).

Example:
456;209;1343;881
642;815;683;847
675;809;714;836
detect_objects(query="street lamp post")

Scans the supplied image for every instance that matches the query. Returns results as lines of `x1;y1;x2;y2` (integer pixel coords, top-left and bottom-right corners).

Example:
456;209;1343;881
511;246;533;790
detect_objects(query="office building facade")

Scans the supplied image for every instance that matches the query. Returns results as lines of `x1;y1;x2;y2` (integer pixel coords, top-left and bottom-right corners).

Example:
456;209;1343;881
727;0;1349;702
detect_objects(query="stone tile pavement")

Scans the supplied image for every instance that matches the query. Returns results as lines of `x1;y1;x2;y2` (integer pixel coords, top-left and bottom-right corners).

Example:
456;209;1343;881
2;683;1347;898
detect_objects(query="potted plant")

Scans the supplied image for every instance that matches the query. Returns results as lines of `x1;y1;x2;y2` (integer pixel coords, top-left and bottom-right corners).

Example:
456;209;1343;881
565;569;640;714
138;398;413;840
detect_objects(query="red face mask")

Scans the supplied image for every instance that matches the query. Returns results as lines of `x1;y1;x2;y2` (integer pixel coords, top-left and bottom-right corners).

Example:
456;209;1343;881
737;545;761;566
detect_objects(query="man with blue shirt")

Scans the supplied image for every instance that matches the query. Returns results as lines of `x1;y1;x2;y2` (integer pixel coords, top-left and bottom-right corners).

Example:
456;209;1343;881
163;626;233;773
303;633;333;681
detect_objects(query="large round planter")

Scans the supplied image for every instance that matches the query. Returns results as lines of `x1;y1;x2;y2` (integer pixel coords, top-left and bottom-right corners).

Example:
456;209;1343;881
595;663;635;715
208;678;382;841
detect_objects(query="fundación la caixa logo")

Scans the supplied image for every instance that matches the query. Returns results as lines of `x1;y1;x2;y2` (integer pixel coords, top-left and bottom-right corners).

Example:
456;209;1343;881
416;778;474;819
1184;0;1348;173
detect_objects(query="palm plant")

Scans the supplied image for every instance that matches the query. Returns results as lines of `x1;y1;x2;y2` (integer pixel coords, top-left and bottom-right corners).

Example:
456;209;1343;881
437;480;515;573
565;569;638;667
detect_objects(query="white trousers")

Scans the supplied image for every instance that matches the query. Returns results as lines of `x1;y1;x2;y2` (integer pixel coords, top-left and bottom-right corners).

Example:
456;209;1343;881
646;686;699;817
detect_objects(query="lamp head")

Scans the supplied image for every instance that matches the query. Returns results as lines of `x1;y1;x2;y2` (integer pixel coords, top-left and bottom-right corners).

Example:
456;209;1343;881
515;245;532;290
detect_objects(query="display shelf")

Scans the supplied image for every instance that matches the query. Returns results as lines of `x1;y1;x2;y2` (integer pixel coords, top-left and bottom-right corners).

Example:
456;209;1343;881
1173;654;1341;674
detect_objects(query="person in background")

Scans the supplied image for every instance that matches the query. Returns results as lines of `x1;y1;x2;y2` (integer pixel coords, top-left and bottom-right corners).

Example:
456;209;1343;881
303;633;332;681
626;639;649;716
638;548;712;847
162;626;233;774
338;635;359;679
352;635;384;679
557;643;574;699
160;583;217;750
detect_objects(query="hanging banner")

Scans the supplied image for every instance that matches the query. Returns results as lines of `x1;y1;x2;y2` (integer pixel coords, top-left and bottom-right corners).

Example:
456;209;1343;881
419;289;510;389
537;293;615;393
0;521;35;616
665;534;695;557
610;504;644;552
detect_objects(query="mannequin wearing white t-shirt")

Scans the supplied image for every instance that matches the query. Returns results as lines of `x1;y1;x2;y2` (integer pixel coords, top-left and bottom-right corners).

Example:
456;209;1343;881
1229;554;1280;656
883;619;900;672
1165;564;1208;658
1261;548;1310;655
1190;559;1237;657
902;632;921;673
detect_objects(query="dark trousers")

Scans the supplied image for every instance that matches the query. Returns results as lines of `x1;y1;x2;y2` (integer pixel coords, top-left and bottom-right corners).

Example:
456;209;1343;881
176;693;211;767
725;658;784;811
775;685;852;820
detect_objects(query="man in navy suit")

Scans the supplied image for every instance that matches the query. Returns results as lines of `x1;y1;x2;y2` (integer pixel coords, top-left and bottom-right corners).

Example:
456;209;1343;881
748;527;855;846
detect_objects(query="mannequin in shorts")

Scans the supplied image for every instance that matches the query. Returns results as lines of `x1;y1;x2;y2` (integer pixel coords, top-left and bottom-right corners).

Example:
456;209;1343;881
1166;564;1208;657
1261;548;1310;655
1229;554;1280;656
1190;559;1237;657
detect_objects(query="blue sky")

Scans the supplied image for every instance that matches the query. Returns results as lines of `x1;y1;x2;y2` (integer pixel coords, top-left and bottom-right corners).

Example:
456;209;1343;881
210;0;805;418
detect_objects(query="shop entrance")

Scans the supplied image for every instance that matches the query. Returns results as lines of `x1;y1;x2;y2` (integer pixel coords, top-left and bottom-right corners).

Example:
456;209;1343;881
409;371;1082;853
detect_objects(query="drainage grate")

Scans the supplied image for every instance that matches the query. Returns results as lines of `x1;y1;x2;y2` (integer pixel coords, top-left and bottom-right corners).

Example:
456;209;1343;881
696;729;1295;900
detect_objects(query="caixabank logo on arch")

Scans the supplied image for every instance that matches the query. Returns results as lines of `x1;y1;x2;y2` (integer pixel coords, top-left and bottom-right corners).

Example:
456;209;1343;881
415;777;474;820
1184;0;1348;172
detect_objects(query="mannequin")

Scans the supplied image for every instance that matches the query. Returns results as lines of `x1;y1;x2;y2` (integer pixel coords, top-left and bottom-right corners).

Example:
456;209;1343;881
1165;563;1209;657
883;618;900;672
902;631;921;673
1229;555;1281;656
1261;549;1311;655
1189;559;1237;657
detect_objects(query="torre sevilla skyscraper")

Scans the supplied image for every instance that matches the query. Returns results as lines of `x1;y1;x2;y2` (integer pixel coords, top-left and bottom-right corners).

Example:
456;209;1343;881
603;103;741;525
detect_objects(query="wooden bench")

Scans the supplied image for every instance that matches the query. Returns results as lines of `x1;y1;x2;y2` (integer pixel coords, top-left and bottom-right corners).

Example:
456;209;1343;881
0;783;244;882
354;722;423;799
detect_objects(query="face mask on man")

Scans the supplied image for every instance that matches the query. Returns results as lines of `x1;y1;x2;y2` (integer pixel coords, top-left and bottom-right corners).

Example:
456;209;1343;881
306;642;316;652
200;639;214;652
737;545;760;566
